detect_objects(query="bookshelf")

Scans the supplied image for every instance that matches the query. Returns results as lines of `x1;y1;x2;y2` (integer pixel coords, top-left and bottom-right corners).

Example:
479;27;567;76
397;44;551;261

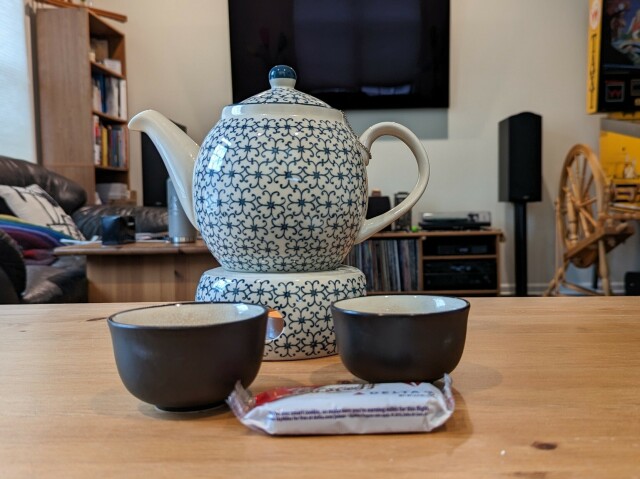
36;7;129;205
344;229;504;296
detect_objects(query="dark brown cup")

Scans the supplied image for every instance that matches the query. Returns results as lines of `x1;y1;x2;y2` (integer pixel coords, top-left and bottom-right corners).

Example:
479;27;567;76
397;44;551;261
331;295;470;383
108;302;269;412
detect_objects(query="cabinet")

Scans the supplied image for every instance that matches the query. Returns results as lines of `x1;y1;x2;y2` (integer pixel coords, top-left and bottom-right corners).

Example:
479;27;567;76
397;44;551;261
36;7;129;205
344;229;504;296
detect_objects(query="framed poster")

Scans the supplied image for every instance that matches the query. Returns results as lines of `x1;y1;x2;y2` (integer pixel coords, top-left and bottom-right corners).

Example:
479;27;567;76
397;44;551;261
587;0;640;113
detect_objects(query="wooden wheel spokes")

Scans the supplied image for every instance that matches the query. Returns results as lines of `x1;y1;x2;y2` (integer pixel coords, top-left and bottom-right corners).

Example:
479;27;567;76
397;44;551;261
546;144;635;297
560;189;580;244
582;172;595;200
573;195;598;222
574;194;598;229
568;155;598;226
566;154;585;201
557;145;607;265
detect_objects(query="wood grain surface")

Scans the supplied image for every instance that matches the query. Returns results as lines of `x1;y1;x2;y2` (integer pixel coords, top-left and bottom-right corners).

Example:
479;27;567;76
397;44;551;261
0;297;638;478
54;240;210;256
37;8;96;203
55;241;217;302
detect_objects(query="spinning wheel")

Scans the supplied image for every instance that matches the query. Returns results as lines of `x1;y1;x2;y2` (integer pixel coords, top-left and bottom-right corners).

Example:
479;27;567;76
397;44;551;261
545;144;634;296
557;144;608;268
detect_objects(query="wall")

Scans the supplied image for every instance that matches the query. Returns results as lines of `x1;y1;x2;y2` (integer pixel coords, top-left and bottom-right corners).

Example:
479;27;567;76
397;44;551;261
0;0;37;162
92;0;640;294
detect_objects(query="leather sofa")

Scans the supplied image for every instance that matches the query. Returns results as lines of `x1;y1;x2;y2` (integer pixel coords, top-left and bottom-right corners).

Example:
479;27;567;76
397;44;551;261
0;155;168;304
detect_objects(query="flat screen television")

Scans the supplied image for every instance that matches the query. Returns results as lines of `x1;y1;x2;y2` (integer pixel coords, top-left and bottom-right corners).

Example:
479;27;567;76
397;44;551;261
228;0;450;110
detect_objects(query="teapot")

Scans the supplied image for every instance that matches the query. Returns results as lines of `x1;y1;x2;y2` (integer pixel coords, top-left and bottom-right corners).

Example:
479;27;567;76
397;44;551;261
129;65;430;273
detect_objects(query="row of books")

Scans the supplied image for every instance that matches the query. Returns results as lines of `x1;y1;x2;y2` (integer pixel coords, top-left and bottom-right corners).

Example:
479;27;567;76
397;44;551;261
92;73;127;120
93;115;127;168
344;238;420;292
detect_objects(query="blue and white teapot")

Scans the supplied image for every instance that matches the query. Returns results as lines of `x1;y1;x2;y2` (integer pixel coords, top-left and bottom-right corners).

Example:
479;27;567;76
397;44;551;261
129;65;430;273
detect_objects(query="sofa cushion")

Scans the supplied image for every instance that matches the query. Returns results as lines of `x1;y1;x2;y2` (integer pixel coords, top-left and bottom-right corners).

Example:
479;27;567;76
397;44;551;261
0;155;87;214
72;205;168;239
0;229;26;296
0;268;21;304
0;185;85;240
22;261;87;304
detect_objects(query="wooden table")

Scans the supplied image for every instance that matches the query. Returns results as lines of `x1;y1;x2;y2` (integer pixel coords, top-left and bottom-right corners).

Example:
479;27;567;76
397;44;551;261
54;240;219;302
1;297;639;478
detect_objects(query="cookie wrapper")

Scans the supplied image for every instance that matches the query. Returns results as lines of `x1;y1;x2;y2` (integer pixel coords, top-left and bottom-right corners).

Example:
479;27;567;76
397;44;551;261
227;375;454;435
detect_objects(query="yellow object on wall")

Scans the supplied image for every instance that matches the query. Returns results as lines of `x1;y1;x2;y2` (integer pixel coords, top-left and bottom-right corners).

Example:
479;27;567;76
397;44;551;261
587;0;602;114
599;118;640;205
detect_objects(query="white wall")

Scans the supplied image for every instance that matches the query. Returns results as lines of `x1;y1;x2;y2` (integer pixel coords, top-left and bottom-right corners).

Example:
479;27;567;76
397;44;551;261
0;0;37;162
92;0;640;294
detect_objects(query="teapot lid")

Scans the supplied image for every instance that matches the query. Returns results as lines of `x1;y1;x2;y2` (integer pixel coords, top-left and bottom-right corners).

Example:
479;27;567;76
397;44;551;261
238;65;332;108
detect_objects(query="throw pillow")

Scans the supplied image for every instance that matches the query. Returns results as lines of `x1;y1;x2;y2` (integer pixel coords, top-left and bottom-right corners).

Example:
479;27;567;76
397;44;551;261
0;184;85;240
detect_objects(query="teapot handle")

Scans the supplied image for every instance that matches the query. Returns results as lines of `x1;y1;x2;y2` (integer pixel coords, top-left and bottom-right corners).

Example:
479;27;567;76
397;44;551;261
354;122;430;244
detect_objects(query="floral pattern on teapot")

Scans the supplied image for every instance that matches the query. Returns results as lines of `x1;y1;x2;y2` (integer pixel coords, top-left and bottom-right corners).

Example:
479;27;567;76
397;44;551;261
238;87;330;107
194;116;368;272
196;266;366;360
127;65;430;274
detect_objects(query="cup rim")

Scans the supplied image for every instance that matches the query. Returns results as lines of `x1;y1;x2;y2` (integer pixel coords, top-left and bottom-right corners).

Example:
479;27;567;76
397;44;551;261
107;301;269;330
331;294;470;317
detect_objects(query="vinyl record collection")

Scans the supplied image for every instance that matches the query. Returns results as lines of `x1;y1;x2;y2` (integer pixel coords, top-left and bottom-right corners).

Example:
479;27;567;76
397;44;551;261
344;238;420;292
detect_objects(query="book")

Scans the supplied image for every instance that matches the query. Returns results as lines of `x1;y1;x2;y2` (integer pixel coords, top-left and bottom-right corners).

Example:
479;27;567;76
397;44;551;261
91;74;127;120
102;58;122;75
92;115;100;165
101;126;108;167
106;77;119;117
118;79;127;120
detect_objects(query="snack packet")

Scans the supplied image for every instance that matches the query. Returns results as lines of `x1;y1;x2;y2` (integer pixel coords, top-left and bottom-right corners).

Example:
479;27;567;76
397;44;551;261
227;375;454;435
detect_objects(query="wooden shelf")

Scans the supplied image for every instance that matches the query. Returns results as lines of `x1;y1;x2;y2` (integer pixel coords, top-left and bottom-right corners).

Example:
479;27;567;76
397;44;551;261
37;7;130;204
345;229;504;297
91;61;124;79
93;110;127;124
95;165;128;172
423;254;497;261
376;229;501;237
37;0;128;23
423;289;500;296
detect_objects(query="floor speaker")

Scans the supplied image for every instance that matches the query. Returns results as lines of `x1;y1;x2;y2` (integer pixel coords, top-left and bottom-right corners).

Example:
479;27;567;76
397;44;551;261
625;271;640;295
141;121;187;207
498;112;542;203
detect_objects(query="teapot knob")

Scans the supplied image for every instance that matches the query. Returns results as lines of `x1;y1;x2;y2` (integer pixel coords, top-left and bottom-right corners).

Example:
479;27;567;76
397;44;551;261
269;65;297;89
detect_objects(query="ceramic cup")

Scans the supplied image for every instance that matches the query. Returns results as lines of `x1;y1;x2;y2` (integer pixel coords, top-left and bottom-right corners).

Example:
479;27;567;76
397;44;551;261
331;295;470;383
107;302;274;411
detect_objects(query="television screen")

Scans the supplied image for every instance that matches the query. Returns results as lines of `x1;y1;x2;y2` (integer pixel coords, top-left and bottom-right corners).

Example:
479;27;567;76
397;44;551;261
228;0;450;110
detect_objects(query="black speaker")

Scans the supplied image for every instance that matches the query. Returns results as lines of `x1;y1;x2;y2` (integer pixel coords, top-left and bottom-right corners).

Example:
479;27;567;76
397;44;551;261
141;121;187;207
366;194;391;231
498;112;542;203
625;271;640;295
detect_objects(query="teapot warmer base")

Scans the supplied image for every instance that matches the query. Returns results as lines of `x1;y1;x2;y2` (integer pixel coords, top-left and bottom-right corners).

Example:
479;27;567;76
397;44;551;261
195;266;366;361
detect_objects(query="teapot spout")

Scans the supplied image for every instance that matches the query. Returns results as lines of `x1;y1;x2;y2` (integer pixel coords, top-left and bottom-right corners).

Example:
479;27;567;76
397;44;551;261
128;110;199;228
